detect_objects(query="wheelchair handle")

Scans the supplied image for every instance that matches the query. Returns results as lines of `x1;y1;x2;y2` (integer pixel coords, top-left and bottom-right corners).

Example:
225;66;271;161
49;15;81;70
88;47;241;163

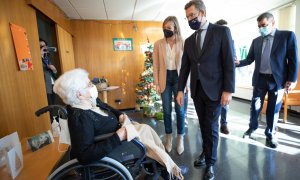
35;105;68;119
94;133;115;142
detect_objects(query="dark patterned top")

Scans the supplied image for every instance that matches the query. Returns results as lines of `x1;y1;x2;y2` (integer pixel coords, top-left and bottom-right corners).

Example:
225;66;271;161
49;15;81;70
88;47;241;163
67;103;122;164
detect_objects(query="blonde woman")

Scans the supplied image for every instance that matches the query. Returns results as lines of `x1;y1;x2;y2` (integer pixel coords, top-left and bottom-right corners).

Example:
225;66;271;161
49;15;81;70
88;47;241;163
153;16;188;155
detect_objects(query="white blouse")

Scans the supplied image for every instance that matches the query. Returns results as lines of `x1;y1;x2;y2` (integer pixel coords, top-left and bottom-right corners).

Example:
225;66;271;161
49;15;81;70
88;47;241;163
166;43;176;70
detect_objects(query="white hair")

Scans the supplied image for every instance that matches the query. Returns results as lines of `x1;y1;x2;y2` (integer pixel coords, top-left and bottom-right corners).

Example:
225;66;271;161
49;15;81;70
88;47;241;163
53;68;90;105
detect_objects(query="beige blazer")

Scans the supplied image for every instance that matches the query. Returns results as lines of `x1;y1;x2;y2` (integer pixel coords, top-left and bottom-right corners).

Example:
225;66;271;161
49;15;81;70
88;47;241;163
153;38;185;93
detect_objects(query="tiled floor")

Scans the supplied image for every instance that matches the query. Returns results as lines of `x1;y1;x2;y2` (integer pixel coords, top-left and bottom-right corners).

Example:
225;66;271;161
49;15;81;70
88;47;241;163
126;98;300;180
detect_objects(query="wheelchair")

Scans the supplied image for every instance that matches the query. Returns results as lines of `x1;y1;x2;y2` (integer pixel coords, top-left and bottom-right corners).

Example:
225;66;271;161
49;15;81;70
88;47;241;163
35;101;168;180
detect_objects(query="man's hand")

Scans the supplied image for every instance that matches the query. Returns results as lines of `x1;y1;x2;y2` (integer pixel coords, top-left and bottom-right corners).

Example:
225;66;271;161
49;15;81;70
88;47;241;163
155;85;161;96
176;91;184;106
116;127;127;141
48;64;57;73
234;60;240;65
285;81;297;92
221;91;232;107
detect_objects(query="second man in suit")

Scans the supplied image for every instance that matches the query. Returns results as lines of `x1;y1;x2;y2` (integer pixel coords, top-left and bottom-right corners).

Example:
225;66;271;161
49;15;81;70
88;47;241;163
235;12;299;148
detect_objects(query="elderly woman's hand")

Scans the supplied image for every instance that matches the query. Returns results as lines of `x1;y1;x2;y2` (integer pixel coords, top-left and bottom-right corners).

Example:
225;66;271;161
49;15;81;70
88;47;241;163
116;127;127;141
118;114;127;124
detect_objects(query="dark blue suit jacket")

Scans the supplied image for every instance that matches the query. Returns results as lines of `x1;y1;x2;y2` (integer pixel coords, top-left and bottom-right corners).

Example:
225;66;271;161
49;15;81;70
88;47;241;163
178;23;235;101
237;30;299;89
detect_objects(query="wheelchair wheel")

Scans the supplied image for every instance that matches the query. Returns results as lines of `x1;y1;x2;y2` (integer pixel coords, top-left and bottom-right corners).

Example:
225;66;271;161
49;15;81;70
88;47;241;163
48;157;133;180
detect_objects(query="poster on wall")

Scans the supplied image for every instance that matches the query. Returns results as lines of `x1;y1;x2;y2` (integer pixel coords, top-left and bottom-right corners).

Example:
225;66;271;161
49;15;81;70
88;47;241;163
10;23;33;71
113;38;133;51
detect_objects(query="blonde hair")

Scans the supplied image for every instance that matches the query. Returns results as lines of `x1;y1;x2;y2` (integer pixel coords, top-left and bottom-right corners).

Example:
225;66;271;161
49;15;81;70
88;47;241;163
162;16;183;42
53;68;90;105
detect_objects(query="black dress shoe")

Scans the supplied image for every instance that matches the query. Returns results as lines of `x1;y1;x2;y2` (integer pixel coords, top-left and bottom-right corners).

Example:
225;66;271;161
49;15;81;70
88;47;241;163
266;138;278;148
220;124;230;134
203;165;215;180
194;152;205;167
243;128;254;138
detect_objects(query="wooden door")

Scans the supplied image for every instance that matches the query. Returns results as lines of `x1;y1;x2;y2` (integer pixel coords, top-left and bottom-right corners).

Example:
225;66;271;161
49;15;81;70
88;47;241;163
56;25;75;72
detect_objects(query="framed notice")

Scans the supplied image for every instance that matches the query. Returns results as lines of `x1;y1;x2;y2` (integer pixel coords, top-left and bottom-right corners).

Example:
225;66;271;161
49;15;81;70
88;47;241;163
113;38;133;51
10;23;33;71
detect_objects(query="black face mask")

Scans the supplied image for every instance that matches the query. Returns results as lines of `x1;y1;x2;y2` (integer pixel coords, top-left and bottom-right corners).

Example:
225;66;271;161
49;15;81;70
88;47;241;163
163;29;174;38
188;17;201;30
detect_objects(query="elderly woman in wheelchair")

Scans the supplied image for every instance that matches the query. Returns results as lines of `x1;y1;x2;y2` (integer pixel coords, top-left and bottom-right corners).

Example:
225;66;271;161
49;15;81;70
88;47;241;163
47;68;183;180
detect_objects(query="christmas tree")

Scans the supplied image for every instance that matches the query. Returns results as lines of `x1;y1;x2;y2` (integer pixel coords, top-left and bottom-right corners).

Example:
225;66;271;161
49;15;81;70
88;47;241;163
135;44;160;109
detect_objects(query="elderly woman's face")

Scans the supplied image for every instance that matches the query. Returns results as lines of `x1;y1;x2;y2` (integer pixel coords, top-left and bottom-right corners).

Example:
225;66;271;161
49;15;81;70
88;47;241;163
79;81;98;100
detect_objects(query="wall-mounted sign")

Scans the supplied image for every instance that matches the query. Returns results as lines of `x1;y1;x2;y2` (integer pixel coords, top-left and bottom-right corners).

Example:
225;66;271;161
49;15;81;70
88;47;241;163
10;23;33;71
113;38;133;51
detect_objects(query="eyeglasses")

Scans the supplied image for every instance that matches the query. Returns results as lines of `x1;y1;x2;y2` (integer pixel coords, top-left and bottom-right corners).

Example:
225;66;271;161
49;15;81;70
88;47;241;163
185;12;199;21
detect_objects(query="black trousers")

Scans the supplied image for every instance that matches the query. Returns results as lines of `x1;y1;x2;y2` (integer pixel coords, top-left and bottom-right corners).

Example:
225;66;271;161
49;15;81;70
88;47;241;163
193;80;221;166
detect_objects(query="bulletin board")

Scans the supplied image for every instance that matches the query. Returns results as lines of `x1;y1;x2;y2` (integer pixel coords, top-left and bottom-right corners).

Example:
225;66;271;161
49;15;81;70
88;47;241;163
10;23;33;71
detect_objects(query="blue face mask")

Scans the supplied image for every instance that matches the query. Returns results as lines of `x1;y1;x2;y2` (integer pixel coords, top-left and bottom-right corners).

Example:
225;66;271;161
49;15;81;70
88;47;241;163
188;17;201;30
259;25;272;37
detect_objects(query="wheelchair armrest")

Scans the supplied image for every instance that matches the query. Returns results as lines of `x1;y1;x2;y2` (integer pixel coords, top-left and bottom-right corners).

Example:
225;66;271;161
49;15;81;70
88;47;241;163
35;105;68;119
131;138;146;160
94;134;146;162
93;132;115;142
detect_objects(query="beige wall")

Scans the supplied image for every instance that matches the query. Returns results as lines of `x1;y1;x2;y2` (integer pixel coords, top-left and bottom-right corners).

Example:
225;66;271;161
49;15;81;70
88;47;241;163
277;4;296;31
72;20;163;109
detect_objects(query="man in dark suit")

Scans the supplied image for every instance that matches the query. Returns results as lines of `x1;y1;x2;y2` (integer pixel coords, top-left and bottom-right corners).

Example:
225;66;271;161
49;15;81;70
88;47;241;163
176;1;235;179
235;12;298;148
